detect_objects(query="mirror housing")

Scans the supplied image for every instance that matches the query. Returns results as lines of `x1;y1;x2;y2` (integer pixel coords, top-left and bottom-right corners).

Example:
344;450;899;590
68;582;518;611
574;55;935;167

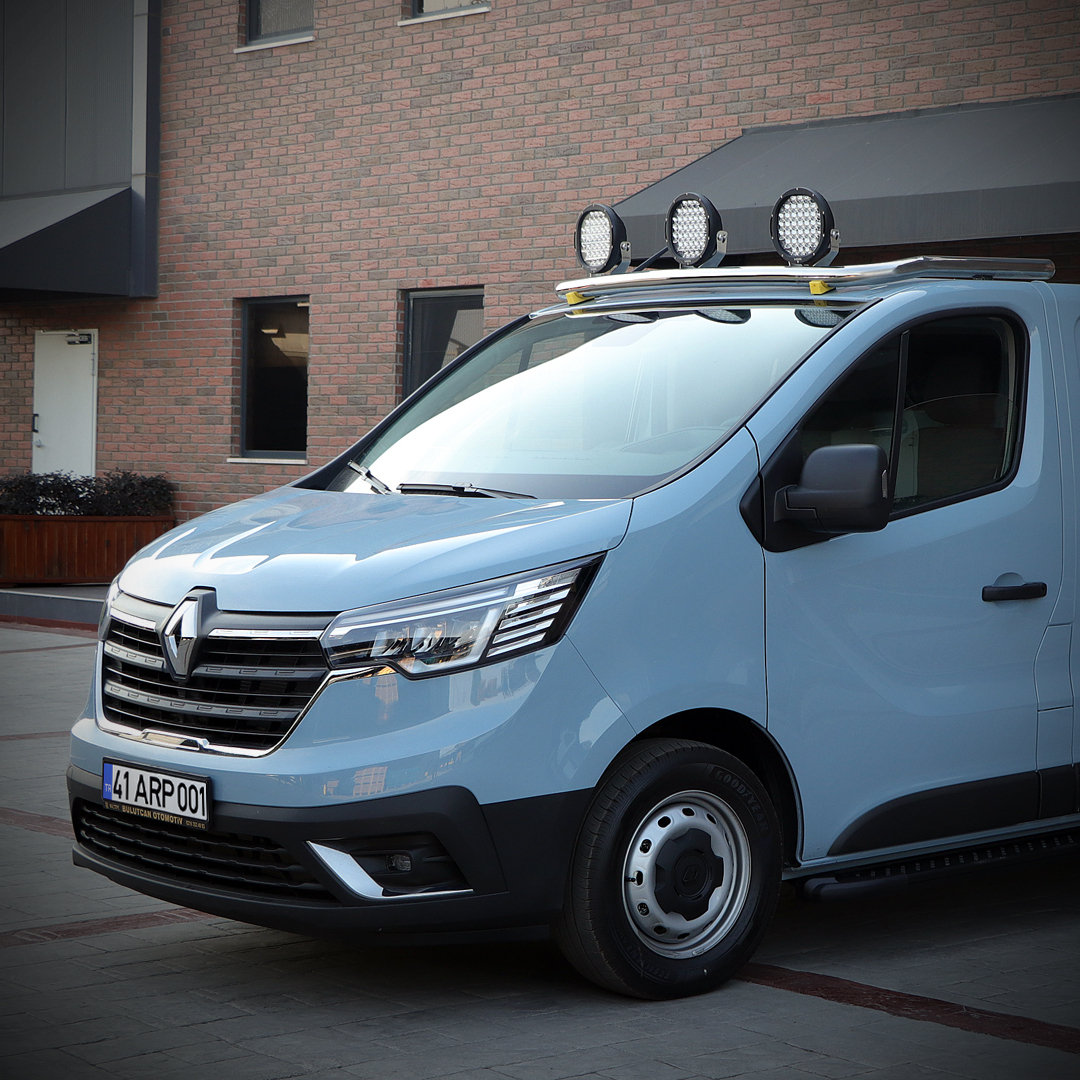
774;444;890;534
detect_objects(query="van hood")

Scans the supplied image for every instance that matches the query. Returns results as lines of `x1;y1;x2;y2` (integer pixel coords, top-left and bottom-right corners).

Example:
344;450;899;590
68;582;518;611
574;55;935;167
118;487;632;613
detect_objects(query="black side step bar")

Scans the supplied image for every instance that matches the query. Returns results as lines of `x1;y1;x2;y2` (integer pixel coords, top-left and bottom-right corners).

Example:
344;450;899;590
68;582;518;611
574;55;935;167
797;829;1078;901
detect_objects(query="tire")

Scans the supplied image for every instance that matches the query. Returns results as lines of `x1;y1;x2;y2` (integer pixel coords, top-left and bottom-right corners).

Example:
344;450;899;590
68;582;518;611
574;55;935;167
556;738;782;999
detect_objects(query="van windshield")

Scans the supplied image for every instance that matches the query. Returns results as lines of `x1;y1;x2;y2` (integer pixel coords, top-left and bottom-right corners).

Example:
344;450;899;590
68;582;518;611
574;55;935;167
337;303;857;500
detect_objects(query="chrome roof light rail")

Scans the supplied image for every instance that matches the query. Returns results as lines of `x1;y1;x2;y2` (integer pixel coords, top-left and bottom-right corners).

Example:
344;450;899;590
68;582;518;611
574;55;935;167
557;256;1056;302
557;254;1054;302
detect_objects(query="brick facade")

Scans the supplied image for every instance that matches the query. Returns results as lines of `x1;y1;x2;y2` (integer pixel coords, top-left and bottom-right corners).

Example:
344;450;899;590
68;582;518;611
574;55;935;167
3;0;1079;519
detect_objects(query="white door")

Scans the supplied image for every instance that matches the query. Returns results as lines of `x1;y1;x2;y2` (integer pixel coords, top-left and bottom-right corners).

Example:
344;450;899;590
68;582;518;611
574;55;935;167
32;330;97;475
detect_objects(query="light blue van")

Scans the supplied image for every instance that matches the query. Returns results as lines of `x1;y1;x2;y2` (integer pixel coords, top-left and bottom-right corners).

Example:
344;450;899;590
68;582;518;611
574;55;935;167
69;192;1080;998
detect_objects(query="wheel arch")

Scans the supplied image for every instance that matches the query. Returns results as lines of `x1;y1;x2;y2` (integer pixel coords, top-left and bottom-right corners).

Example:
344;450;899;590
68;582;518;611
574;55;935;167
632;709;802;868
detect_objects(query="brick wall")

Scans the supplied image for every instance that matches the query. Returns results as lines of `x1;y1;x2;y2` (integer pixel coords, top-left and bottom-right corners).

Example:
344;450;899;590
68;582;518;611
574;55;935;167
2;0;1079;519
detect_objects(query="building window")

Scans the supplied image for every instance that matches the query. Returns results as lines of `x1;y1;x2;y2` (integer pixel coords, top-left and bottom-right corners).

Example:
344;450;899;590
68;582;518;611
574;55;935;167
404;288;484;398
242;298;309;457
247;0;313;45
409;1;484;17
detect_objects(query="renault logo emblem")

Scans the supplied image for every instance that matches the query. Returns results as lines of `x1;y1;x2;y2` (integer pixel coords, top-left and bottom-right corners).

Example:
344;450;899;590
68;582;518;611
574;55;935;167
161;596;201;679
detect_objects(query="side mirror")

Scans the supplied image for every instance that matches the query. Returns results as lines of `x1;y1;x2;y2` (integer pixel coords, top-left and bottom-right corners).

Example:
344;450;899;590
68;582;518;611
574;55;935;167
774;444;890;534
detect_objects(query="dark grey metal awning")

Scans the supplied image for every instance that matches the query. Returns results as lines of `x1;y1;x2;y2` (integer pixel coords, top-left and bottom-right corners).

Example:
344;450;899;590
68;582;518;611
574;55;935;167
616;96;1080;259
0;187;143;297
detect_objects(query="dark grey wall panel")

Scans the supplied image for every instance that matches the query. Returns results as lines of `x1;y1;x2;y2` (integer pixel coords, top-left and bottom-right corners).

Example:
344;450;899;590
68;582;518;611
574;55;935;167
3;0;67;195
0;6;5;194
0;0;158;296
66;0;133;189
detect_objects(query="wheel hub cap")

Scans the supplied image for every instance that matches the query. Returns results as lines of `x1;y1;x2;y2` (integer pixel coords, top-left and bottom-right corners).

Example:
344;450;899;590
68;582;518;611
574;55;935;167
653;828;726;921
622;790;751;958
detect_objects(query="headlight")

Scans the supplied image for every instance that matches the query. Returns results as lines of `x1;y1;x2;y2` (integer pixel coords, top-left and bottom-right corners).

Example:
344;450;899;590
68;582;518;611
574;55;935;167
321;557;601;676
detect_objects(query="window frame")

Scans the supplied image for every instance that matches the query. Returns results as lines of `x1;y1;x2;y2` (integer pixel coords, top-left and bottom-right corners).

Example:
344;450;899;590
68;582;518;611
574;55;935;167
409;1;483;17
403;286;485;402
891;312;1026;518
753;307;1029;552
244;0;314;48
239;295;310;461
400;1;491;25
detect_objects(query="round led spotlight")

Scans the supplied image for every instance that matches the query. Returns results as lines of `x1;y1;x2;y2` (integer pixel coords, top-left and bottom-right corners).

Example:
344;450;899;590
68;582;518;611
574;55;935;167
666;193;723;268
575;204;627;274
771;188;836;266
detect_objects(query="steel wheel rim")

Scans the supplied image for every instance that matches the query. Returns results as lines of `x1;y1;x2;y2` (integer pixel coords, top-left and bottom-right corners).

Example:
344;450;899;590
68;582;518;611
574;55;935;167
621;789;751;958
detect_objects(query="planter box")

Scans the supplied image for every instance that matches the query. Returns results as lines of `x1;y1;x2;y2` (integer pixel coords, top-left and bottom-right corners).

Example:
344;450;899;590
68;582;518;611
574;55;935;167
0;515;175;586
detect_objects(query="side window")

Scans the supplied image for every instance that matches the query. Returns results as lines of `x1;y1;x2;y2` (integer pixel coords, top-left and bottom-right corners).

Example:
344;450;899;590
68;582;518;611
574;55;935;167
800;340;902;487
900;317;1022;509
799;314;1023;514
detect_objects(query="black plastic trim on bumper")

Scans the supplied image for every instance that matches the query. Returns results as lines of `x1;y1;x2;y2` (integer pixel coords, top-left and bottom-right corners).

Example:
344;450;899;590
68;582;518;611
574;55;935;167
68;765;591;939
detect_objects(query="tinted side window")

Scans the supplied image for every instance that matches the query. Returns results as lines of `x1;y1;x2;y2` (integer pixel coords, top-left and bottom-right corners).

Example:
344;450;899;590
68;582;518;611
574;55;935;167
800;314;1023;514
800;340;901;487
899;317;1022;510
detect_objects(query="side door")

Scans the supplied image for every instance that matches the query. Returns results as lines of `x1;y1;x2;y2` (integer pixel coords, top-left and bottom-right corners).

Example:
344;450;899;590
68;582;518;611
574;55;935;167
749;298;1063;864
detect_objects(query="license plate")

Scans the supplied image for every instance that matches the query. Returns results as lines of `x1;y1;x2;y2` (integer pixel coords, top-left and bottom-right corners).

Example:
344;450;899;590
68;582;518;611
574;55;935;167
103;760;211;829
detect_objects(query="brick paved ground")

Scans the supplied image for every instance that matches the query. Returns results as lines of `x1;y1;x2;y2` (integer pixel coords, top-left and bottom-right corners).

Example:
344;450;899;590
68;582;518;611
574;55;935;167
1;623;1078;1080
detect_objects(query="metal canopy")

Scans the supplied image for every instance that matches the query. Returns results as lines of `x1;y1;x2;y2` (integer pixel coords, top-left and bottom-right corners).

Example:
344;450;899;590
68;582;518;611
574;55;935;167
0;188;138;297
615;96;1080;259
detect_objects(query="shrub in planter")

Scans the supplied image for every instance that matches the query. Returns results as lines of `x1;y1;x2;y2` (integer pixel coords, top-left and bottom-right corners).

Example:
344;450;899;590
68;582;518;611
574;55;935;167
0;471;177;586
0;470;175;516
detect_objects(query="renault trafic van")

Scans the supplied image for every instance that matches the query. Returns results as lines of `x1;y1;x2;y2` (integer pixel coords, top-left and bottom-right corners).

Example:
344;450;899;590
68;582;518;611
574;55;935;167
68;191;1079;998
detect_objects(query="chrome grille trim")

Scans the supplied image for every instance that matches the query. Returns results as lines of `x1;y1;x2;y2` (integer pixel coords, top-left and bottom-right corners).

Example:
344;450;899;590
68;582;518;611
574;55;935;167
96;717;279;758
103;638;166;671
99;593;333;755
111;609;157;631
102;676;302;721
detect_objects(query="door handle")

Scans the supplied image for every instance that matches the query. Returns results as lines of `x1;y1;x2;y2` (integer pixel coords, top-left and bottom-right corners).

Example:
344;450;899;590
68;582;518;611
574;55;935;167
982;582;1047;602
32;412;39;433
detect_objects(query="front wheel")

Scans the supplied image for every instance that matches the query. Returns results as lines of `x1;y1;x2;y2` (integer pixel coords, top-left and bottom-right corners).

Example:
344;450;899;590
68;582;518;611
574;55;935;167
556;739;782;999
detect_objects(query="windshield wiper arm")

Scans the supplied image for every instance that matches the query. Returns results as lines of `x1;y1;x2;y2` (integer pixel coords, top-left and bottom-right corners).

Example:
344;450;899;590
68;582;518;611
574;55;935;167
396;482;536;499
347;461;392;494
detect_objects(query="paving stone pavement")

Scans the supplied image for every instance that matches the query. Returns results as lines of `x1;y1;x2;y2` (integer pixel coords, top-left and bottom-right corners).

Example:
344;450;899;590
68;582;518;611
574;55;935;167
1;622;1078;1080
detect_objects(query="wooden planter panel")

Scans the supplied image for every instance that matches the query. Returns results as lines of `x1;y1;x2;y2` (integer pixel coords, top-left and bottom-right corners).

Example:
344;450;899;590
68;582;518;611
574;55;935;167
0;516;175;586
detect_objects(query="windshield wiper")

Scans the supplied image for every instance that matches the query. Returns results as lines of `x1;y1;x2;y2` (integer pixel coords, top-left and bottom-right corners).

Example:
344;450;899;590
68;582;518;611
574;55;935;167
347;461;392;494
396;482;536;499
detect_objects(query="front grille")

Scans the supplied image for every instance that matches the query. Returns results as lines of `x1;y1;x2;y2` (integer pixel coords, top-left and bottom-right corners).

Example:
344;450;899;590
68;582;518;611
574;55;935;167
101;599;330;753
74;801;337;903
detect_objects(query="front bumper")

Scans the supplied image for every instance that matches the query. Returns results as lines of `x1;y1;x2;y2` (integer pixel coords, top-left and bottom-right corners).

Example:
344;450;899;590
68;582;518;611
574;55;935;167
68;765;591;938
